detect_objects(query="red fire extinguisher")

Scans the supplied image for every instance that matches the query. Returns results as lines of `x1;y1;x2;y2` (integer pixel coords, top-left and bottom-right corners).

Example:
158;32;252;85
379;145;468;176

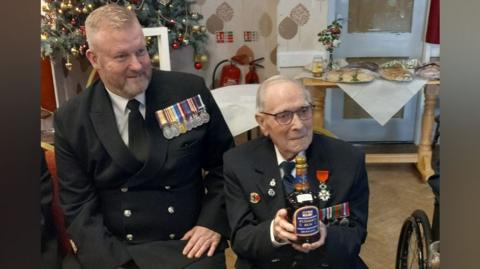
219;61;241;86
212;55;250;89
245;57;264;84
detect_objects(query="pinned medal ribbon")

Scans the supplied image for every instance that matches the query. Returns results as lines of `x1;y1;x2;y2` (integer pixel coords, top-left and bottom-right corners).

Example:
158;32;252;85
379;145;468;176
318;201;350;222
316;170;331;202
155;94;210;139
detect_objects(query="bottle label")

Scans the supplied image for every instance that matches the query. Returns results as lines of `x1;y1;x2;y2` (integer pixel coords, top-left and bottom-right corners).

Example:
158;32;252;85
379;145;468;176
296;193;313;203
293;205;320;236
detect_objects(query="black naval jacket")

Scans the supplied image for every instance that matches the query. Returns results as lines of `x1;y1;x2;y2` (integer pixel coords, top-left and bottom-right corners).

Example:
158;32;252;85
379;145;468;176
223;135;369;269
54;70;234;269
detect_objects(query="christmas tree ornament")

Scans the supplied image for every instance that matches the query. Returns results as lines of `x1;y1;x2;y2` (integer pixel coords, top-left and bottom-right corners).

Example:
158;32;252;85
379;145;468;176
172;42;180;49
71;18;77;26
66;1;73;9
151;54;160;65
191;12;199;19
192;25;200;32
200;26;207;33
194;62;202;70
200;54;208;63
65;56;73;71
41;33;48;41
79;26;86;36
42;4;50;12
127;5;133;10
79;44;88;55
70;47;79;56
60;2;67;10
183;39;189;45
158;0;170;6
177;35;184;43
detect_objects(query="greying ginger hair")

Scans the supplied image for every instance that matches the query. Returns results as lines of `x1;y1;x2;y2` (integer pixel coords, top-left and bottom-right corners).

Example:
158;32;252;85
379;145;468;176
256;75;312;112
85;4;140;50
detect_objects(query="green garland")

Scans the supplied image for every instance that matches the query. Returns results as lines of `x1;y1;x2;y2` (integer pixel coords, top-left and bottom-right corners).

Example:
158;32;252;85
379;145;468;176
41;0;208;69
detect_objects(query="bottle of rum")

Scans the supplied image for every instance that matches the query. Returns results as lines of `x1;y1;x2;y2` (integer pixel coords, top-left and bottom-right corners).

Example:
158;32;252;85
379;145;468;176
286;154;321;244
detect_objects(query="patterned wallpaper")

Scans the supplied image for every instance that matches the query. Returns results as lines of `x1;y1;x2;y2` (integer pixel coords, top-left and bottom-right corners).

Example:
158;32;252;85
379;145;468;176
50;0;330;107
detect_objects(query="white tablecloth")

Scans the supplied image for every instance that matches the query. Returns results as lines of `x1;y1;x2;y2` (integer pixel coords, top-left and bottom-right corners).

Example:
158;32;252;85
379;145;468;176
295;71;427;125
211;84;259;136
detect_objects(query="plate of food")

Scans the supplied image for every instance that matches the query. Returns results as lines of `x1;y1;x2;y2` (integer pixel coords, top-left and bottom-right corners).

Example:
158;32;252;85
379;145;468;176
380;58;420;69
415;62;440;80
323;68;376;83
379;66;414;82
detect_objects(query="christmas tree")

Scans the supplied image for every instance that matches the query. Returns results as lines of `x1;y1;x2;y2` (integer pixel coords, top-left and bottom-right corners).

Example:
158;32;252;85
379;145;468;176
41;0;209;70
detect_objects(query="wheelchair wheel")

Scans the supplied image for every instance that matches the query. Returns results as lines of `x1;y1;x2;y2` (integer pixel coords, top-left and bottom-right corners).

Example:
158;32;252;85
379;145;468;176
412;209;432;267
395;216;427;269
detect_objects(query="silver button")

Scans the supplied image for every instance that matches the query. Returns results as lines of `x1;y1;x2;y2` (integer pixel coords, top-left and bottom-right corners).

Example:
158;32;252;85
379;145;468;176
121;187;128;193
164;185;171;190
126;234;133;241
123;210;132;217
167;206;175;214
169;233;175;239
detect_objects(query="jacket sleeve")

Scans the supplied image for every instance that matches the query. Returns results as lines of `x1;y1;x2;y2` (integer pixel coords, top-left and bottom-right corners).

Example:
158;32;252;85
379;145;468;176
54;112;132;269
193;78;235;238
223;153;280;259
312;152;369;266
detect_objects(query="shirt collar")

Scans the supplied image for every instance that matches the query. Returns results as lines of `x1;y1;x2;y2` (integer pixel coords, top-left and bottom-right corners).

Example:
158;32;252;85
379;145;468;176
273;146;305;166
104;87;146;114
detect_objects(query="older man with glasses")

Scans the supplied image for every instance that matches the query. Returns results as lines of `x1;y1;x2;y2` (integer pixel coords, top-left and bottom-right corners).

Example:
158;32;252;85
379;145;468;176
223;75;369;269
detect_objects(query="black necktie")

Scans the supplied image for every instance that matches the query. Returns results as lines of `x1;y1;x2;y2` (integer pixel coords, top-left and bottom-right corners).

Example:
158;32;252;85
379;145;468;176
127;99;148;162
280;161;296;194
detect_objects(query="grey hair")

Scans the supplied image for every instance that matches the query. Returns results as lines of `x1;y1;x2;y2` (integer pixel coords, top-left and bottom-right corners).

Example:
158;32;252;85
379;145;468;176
256;75;312;112
85;4;140;50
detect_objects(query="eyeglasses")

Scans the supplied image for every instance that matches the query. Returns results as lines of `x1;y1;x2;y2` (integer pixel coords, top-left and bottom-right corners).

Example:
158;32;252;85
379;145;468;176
260;105;313;125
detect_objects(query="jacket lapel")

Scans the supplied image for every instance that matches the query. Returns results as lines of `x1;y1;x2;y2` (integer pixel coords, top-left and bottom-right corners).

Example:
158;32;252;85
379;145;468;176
252;138;286;211
89;82;142;174
126;82;169;188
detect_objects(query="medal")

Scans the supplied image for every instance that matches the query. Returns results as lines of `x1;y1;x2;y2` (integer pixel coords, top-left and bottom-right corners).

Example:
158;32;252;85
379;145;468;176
179;100;193;130
193;95;210;124
267;188;276;197
316;170;331;202
162;125;174;139
250;192;261;204
269;178;276;187
319;202;350;224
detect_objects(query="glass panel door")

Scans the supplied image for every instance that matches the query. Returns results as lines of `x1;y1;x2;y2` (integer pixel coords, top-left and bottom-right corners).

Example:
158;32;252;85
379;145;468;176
324;0;428;142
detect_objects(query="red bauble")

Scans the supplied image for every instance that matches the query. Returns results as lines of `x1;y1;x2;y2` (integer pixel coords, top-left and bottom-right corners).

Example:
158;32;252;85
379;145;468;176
172;42;180;49
194;62;202;70
131;0;140;4
177;36;184;43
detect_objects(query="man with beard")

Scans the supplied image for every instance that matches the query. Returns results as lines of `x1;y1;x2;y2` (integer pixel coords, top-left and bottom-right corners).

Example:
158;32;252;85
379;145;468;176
223;75;369;268
54;4;233;269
